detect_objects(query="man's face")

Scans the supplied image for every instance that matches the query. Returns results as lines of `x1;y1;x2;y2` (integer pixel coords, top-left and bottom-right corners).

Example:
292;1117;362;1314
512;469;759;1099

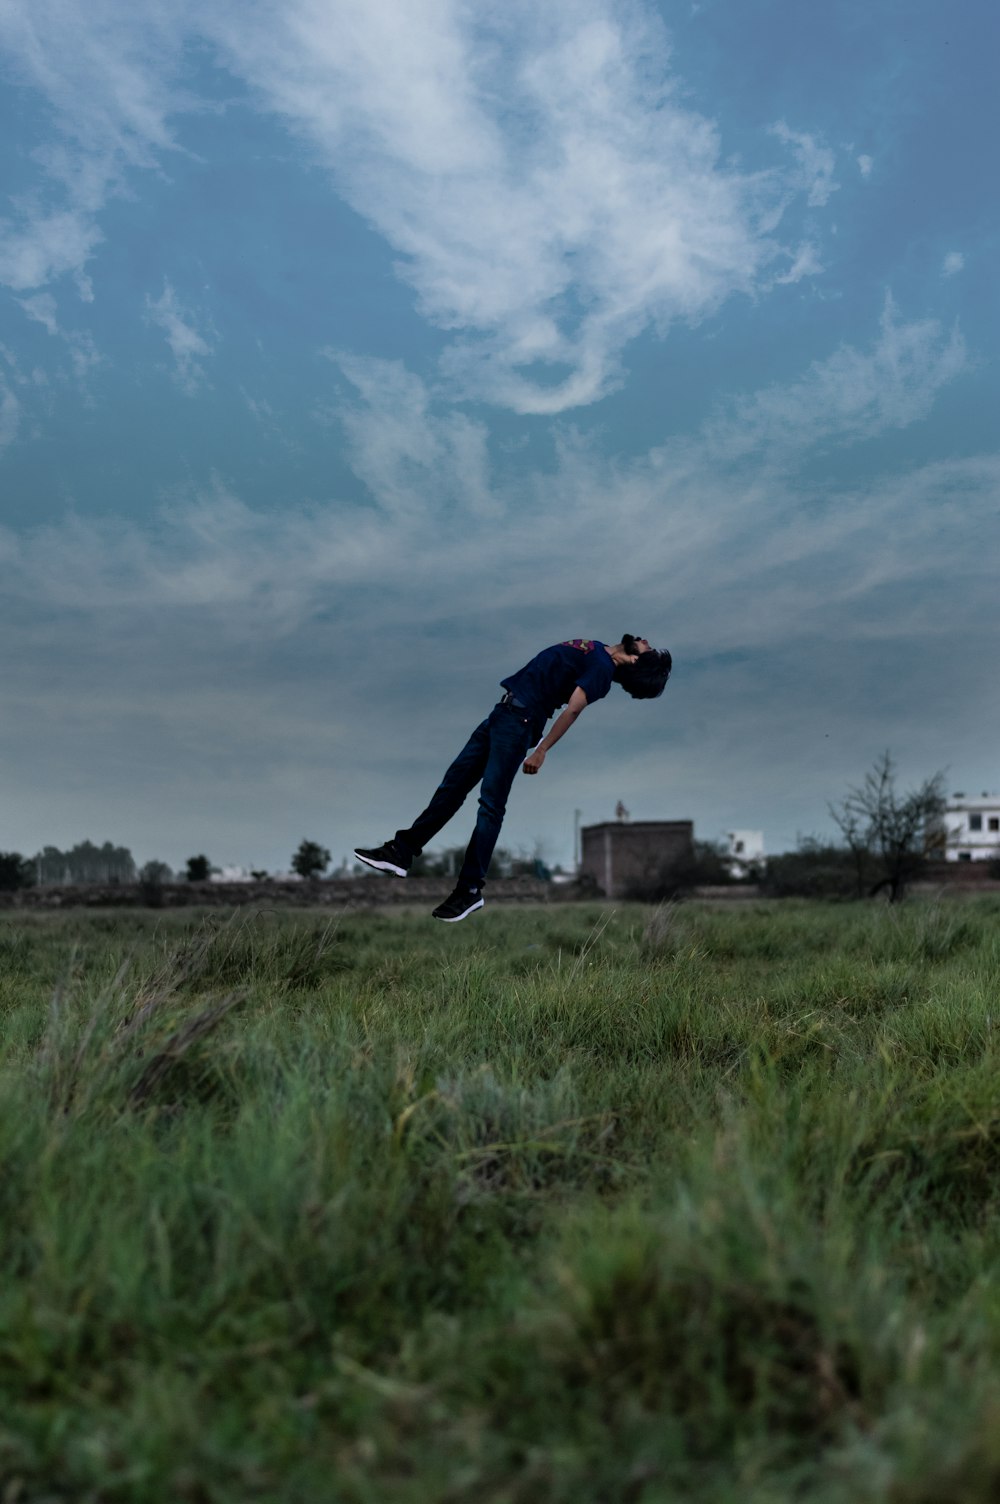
624;634;651;657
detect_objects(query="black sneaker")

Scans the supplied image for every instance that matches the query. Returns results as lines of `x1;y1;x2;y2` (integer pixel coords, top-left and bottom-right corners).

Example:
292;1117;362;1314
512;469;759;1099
354;840;411;877
432;886;484;922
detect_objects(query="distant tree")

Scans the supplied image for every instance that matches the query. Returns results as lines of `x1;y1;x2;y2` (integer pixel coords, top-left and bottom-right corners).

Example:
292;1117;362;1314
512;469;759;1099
689;839;741;886
35;846;66;884
139;859;172;907
0;852;34;891
831;751;946;903
185;854;211;882
292;839;331;880
250;869;269;881
32;841;136;885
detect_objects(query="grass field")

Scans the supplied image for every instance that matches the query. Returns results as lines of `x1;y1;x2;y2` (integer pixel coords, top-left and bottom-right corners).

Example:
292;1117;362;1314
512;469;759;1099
2;897;1000;1502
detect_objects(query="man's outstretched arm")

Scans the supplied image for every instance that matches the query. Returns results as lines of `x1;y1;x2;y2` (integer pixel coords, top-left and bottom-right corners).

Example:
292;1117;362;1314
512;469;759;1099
522;687;588;775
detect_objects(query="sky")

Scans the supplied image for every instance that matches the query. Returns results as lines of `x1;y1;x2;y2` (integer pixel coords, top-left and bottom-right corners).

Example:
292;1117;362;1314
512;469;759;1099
1;0;998;877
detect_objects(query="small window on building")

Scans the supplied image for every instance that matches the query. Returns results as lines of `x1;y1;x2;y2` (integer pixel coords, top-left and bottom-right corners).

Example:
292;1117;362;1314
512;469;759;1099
969;814;983;831
990;818;999;832
958;851;972;862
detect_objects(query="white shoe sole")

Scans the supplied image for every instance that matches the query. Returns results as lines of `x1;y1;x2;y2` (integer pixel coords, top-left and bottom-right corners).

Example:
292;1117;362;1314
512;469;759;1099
354;850;408;878
433;898;485;922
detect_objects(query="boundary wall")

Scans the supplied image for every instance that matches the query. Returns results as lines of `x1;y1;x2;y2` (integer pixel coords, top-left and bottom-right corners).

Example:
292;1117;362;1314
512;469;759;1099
0;876;562;910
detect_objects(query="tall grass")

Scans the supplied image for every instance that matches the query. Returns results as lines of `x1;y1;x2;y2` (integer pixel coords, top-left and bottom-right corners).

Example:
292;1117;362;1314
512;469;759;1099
2;899;1000;1501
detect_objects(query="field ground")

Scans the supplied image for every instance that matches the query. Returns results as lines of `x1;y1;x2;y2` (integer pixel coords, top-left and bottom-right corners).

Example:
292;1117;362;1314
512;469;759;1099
2;898;1000;1502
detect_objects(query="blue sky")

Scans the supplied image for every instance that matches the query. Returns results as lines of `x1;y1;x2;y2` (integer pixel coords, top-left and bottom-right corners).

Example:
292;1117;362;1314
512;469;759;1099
1;0;997;876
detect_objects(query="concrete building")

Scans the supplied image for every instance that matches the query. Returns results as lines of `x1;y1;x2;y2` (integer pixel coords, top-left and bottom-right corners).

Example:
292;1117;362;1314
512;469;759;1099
580;819;694;898
941;793;1000;862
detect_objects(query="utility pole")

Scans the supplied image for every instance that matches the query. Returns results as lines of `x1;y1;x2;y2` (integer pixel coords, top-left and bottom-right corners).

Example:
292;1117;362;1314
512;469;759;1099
574;809;582;873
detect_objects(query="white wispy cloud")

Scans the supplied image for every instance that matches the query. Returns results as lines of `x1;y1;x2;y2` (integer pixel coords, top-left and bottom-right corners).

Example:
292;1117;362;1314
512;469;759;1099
769;122;838;208
6;445;994;636
0;301;991;863
0;200;107;295
145;281;215;392
0;377;21;451
942;250;964;278
14;290;104;385
16;292;60;335
209;0;838;412
699;296;967;460
857;153;873;178
67;331;102;381
774;241;823;285
1;0;840;412
0;306;976;639
0;1;190;292
330;352;496;519
2;374;996;869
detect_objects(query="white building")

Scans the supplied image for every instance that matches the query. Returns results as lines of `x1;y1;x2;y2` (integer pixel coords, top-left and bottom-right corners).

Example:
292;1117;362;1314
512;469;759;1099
726;829;765;878
942;793;1000;862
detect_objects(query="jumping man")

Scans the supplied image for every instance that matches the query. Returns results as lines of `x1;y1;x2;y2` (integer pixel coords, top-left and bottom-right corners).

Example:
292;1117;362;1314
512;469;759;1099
354;634;672;921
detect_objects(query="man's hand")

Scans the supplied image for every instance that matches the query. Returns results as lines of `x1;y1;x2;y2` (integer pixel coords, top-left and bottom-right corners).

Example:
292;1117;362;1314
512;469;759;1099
523;746;546;775
522;688;588;775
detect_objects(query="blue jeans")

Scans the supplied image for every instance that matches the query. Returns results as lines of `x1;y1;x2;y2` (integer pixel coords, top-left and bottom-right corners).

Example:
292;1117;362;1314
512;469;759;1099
395;701;541;889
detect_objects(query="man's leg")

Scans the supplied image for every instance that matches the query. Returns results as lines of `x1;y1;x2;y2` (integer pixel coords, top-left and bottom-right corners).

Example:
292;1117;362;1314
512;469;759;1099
455;706;534;891
394;716;492;860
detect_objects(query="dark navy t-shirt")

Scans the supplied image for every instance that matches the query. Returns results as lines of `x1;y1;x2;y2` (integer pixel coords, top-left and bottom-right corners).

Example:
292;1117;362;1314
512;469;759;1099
501;640;615;720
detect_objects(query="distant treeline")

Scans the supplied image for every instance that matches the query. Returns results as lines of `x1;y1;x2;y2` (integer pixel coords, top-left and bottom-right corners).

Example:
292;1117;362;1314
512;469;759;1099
3;842;138;889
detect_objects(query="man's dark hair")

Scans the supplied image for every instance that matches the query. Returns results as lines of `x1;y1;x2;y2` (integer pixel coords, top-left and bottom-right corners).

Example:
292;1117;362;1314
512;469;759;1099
615;645;672;700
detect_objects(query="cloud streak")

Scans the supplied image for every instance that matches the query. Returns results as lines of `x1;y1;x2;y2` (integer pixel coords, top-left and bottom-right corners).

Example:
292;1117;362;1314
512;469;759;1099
1;0;840;412
210;0;837;411
0;306;981;645
0;0;189;293
0;298;992;865
145;281;215;392
0;376;20;451
699;296;967;461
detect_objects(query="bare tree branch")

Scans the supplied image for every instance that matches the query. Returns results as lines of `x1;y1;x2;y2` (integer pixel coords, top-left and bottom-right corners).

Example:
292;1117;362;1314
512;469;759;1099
833;751;945;902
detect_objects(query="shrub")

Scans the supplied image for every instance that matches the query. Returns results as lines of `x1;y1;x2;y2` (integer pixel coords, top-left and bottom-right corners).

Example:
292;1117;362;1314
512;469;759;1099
762;841;859;899
625;840;737;901
0;852;34;891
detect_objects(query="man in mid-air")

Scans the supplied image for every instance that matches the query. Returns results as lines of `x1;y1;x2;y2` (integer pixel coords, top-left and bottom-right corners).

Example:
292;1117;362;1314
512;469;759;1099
355;634;672;921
